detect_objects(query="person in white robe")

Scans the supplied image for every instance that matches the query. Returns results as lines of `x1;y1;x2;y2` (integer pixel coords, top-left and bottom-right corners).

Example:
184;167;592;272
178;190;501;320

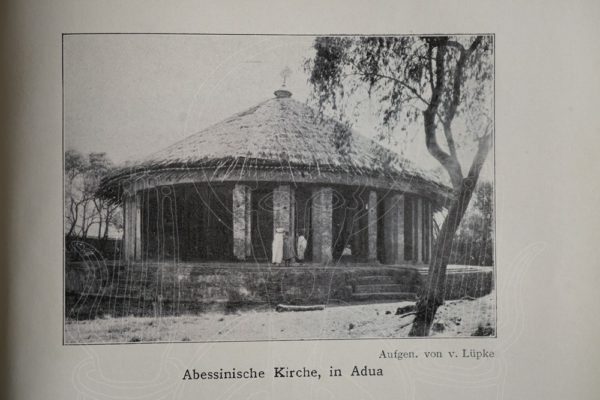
296;231;308;264
272;227;284;264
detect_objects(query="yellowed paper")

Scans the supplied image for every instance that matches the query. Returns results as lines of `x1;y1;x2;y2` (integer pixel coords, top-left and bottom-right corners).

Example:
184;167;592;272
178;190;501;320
3;1;599;399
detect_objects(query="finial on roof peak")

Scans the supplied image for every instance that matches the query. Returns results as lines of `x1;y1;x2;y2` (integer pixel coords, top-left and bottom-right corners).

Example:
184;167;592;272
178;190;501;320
280;66;292;86
275;66;293;98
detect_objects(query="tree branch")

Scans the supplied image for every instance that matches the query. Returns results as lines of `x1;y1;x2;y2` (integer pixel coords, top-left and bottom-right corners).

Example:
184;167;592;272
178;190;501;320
446;40;466;52
350;70;430;106
423;38;464;190
427;45;435;93
466;133;492;184
442;123;459;160
445;36;482;125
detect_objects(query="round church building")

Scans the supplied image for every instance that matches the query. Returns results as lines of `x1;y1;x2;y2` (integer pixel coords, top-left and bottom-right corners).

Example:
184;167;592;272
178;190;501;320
99;87;452;266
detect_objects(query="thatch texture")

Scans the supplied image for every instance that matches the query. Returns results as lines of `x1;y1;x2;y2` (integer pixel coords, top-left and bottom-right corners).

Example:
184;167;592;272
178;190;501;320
99;95;451;200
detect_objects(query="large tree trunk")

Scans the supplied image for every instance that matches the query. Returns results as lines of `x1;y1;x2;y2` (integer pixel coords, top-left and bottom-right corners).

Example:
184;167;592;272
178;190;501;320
409;136;491;336
408;180;475;336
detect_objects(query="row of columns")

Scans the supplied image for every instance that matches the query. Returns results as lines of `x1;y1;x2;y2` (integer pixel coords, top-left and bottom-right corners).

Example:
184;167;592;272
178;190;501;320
124;184;433;264
232;184;334;263
383;194;433;264
383;194;405;264
231;184;433;265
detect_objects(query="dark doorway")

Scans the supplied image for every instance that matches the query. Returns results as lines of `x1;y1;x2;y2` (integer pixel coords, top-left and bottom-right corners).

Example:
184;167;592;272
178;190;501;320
295;187;313;262
141;185;180;261
250;188;273;262
142;184;233;262
332;187;367;262
192;184;233;261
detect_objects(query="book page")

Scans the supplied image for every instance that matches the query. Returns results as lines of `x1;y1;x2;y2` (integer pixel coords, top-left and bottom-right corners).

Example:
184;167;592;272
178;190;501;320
3;1;599;399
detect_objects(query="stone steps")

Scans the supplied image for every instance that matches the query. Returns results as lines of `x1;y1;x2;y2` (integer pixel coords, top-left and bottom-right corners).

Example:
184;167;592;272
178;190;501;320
351;272;419;302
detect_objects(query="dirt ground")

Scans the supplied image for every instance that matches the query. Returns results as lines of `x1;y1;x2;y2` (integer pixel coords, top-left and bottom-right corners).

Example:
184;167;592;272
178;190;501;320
65;293;495;343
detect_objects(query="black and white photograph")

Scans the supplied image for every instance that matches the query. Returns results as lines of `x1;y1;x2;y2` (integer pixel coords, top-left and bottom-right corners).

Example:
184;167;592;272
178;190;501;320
6;1;600;399
63;34;495;343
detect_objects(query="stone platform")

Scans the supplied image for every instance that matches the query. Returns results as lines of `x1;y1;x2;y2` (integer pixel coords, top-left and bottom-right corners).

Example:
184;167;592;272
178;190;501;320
65;261;493;319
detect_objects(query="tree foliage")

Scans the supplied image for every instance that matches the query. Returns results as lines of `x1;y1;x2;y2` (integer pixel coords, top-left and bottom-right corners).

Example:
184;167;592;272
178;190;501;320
449;181;494;266
307;35;493;189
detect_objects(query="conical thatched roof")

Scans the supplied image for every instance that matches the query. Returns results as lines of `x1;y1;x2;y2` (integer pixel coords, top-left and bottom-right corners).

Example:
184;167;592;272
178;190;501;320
99;91;451;202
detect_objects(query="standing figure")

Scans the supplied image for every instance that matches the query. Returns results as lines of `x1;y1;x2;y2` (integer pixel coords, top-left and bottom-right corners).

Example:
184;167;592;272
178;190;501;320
296;230;308;265
272;228;284;264
341;243;353;263
283;231;295;266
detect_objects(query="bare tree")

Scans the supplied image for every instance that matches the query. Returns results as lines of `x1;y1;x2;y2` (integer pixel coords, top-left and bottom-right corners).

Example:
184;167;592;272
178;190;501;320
64;150;122;245
64;150;88;237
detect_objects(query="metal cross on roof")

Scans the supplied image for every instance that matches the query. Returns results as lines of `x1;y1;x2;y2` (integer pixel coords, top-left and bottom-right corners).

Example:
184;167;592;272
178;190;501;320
280;66;292;87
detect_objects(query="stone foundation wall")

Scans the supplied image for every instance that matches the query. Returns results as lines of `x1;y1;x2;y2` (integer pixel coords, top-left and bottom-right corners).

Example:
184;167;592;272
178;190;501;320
65;262;493;319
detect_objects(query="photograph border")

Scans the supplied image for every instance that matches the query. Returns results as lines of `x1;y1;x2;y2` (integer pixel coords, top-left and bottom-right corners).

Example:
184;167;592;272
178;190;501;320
61;32;497;345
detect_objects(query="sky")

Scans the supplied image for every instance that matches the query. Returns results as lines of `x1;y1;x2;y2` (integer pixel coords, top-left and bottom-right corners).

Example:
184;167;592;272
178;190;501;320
63;34;493;182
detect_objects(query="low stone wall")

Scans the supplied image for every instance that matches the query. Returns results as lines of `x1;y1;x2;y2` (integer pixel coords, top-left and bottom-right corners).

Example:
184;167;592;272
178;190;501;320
65;261;493;319
441;270;494;300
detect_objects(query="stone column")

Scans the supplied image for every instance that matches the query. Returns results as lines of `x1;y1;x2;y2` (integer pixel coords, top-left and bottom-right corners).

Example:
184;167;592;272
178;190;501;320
421;199;429;263
121;196;128;260
123;192;137;262
409;197;417;262
311;187;333;263
415;197;424;263
233;184;252;261
383;193;405;264
367;190;378;262
134;192;142;261
426;200;433;263
244;187;252;258
273;185;295;242
179;186;189;261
